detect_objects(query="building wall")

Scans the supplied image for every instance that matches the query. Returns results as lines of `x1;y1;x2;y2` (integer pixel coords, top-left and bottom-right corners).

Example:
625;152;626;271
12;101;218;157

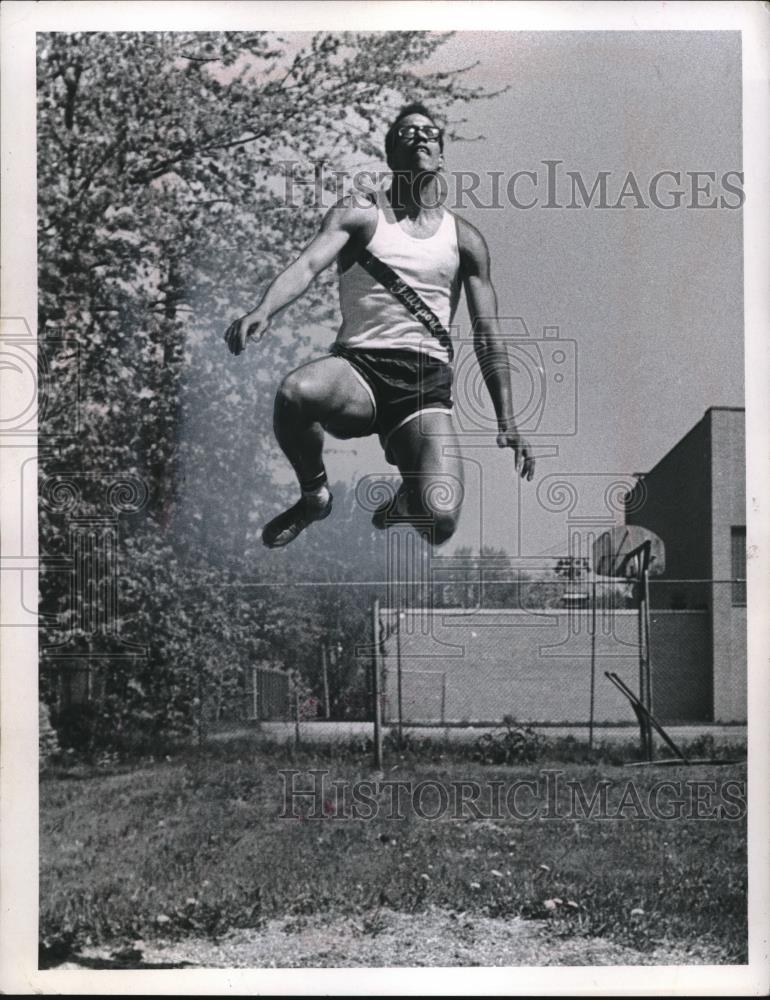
648;610;713;721
625;408;746;723
710;409;747;721
381;608;711;726
711;607;748;722
625;414;712;583
710;409;747;579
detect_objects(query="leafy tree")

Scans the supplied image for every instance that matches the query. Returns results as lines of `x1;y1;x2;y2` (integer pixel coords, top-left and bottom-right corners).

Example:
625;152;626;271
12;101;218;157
37;30;491;750
436;545;531;609
37;31;489;529
478;544;518;607
436;545;478;607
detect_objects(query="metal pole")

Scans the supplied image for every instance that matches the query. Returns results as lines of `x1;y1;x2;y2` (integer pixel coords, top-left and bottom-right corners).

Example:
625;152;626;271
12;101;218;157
641;543;653;761
636;543;653;762
589;576;597;750
372;599;383;770
642;564;653;760
321;644;330;719
294;687;301;748
643;565;653;716
441;674;447;727
197;635;204;754
636;573;650;761
395;603;404;749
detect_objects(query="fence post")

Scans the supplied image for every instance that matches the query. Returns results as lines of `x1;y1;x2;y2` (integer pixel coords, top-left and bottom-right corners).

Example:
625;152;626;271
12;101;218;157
294;686;302;748
197;645;204;755
372;599;383;770
589;576;597;750
636;543;653;761
636;578;648;760
321;644;330;719
441;674;447;727
395;603;404;749
643;565;653;717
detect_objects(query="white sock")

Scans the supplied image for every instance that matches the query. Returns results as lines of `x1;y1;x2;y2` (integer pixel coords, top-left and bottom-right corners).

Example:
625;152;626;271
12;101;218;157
301;483;330;503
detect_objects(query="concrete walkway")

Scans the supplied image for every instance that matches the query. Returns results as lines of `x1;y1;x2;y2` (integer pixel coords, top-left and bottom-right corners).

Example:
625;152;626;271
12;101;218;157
208;720;746;748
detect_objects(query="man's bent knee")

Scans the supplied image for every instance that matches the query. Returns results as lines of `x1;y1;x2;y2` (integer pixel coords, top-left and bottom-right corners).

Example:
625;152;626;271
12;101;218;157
276;371;319;414
429;511;458;546
407;476;463;545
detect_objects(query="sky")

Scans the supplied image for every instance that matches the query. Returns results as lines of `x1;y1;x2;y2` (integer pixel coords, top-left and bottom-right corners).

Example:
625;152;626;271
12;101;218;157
290;30;744;559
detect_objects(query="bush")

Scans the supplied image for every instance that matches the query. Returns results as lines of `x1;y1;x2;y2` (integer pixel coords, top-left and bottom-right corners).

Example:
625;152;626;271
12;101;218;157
473;717;546;765
52;703;102;754
39;701;61;766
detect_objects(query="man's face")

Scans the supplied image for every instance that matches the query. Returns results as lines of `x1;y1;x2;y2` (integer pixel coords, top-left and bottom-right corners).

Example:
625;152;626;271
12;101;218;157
389;113;443;174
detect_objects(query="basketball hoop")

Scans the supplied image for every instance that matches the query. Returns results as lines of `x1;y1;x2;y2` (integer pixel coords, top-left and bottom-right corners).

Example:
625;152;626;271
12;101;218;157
592;525;665;579
592;525;666;762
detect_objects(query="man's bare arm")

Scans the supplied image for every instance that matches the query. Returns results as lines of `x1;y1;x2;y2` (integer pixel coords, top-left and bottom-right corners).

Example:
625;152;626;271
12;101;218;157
458;216;535;480
224;199;374;356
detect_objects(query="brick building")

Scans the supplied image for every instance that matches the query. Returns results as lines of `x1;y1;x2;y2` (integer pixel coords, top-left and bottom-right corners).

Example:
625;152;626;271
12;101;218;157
624;407;746;722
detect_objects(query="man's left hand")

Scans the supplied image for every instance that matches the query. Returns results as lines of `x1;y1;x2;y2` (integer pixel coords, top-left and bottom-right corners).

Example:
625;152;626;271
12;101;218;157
496;430;535;481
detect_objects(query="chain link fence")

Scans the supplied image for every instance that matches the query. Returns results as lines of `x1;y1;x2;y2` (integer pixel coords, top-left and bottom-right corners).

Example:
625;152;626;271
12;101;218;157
43;577;746;757
190;577;745;750
378;579;746;733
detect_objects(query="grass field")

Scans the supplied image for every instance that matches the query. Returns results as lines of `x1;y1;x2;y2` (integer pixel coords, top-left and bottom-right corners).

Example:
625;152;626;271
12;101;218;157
40;738;747;968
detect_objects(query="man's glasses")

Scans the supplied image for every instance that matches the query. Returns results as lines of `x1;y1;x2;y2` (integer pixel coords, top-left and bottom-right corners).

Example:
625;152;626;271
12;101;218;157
396;124;442;142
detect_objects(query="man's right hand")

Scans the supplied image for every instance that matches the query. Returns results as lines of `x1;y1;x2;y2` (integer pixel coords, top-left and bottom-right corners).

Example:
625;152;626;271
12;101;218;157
224;310;270;356
223;198;372;357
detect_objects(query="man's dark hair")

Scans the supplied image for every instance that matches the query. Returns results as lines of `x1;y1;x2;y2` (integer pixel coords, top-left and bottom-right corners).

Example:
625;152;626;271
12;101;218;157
384;102;444;165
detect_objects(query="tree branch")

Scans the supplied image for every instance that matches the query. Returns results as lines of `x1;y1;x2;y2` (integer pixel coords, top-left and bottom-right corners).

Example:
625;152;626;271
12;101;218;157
63;60;82;131
77;137;127;200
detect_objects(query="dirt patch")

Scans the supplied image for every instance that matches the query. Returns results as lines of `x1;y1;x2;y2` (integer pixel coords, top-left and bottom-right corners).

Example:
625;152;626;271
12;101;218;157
53;907;730;969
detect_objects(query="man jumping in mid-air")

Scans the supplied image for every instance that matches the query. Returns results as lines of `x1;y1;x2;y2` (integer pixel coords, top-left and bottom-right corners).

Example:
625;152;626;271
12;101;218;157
225;102;535;548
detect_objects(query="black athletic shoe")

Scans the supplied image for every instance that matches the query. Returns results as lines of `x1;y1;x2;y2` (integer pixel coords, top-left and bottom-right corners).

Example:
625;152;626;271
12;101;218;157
262;492;333;548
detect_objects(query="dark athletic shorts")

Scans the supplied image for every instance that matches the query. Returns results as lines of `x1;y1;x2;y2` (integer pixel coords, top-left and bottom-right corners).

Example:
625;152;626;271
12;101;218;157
329;342;454;465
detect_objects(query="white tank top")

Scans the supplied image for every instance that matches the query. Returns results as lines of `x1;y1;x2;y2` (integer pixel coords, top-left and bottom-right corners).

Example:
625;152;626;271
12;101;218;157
336;198;461;364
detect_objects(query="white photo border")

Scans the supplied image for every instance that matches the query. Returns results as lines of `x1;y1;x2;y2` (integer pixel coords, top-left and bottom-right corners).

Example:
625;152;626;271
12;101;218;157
1;1;768;995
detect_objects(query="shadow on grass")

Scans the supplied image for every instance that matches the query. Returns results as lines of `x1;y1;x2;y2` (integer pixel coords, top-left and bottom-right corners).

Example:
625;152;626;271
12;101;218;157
40;952;193;970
